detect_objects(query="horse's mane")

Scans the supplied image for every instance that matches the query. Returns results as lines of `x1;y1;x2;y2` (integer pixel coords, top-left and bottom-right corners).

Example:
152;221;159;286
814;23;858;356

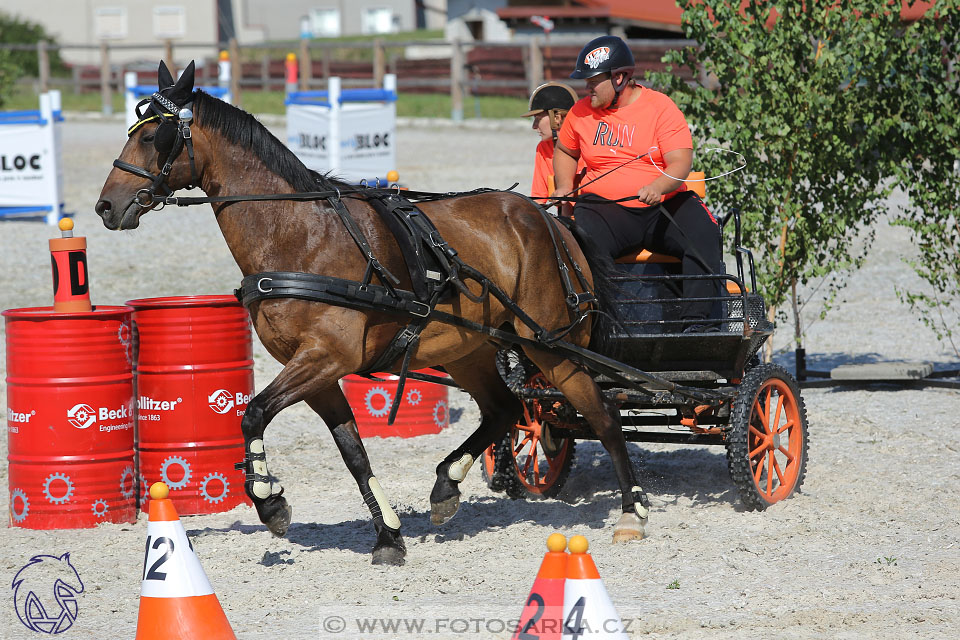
192;90;345;193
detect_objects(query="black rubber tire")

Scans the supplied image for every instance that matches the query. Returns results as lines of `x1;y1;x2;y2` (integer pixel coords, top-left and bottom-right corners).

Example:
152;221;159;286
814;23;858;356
481;438;513;493
726;362;809;511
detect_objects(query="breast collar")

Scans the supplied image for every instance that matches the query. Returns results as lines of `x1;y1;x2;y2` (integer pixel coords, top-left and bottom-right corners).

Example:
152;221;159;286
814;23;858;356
112;89;200;209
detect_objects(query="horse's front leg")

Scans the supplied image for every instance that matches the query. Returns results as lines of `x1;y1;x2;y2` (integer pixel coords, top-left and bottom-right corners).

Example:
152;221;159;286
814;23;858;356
239;346;337;537
305;389;406;566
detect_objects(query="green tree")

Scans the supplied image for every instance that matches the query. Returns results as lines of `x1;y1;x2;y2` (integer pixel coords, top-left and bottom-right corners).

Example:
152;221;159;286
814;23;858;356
0;50;19;108
0;10;69;77
647;0;959;355
885;6;960;357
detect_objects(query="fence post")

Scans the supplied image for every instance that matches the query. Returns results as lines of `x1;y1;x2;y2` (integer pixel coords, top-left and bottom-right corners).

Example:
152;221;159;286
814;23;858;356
322;46;331;88
37;42;50;93
229;37;241;108
528;37;544;95
164;40;175;76
450;39;464;122
373;39;385;87
299;37;311;90
100;41;112;116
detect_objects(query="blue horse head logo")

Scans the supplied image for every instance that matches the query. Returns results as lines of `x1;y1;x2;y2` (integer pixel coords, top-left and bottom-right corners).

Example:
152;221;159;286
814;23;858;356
12;553;84;634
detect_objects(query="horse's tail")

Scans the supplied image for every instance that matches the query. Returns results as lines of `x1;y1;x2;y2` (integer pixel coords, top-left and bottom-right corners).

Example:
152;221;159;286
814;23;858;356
559;217;622;358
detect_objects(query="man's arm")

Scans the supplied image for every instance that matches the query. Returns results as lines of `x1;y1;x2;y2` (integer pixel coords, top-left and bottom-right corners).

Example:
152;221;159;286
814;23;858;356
552;141;580;196
636;148;692;206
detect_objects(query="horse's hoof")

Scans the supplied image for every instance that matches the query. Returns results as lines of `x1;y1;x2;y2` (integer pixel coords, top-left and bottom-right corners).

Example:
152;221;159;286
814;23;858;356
430;495;460;526
372;545;406;566
612;511;645;543
265;502;293;537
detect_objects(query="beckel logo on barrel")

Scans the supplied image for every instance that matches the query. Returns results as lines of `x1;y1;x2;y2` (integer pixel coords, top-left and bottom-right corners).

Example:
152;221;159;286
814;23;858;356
66;401;132;431
208;389;251;416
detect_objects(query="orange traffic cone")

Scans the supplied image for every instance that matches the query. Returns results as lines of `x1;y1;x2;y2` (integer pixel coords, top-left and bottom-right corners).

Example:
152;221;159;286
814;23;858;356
512;533;568;640
561;535;627;639
135;482;236;640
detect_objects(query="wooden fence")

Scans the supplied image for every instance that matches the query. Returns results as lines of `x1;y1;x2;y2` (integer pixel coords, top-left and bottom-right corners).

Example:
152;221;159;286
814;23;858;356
4;38;694;120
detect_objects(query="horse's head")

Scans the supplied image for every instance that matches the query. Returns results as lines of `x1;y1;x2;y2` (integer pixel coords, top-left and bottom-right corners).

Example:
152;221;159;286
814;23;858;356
96;60;199;230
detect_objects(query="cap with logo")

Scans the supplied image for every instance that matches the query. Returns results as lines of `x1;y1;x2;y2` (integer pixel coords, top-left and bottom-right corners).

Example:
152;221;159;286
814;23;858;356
522;82;580;117
570;35;635;81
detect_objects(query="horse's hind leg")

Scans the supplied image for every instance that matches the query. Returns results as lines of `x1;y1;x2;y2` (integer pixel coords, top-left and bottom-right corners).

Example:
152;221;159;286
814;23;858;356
239;346;343;537
305;388;406;566
430;346;524;525
522;349;649;542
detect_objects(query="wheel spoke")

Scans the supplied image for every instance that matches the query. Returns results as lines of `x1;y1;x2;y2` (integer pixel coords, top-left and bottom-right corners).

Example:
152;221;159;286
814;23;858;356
748;425;766;440
532;451;541;482
521;453;533;476
765;452;774;496
772;456;786;487
772;393;784;433
752;455;764;484
514;434;532;455
776;420;795;435
778;445;796;462
749;442;768;458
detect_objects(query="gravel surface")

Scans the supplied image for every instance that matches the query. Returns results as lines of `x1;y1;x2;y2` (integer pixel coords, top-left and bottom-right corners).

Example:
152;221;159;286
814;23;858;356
1;115;957;639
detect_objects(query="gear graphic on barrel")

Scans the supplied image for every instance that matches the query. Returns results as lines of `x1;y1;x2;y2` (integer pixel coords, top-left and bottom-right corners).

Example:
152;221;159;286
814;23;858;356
433;399;448;429
200;472;229;504
364;386;393;418
406;388;422;406
10;488;29;523
160;456;192;490
119;465;136;499
43;472;74;504
139;473;148;503
91;499;109;517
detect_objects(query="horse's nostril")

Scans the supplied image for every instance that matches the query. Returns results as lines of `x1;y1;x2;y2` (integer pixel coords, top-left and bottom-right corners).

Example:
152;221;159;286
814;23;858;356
95;199;112;214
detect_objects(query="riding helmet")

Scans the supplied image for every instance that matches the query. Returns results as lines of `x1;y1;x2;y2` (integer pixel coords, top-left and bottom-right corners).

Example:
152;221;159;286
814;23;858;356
522;82;580;117
569;35;636;81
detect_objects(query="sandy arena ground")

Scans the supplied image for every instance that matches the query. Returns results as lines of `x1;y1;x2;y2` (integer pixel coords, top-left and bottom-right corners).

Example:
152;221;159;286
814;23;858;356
1;115;958;639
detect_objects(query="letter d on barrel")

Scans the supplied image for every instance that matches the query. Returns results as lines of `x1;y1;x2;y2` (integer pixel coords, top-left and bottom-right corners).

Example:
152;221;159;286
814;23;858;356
49;218;92;312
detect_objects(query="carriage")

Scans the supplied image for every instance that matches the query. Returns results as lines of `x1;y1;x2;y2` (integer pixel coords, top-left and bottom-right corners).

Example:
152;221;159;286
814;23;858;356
481;202;809;512
97;61;809;564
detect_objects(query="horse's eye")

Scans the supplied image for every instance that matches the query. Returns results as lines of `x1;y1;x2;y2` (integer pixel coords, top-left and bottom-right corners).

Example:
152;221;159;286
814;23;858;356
142;134;155;144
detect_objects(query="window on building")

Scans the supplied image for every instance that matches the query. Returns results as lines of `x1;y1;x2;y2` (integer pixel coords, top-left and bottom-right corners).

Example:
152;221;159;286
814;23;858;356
310;8;341;38
466;20;484;41
153;6;187;39
94;7;127;40
362;8;395;35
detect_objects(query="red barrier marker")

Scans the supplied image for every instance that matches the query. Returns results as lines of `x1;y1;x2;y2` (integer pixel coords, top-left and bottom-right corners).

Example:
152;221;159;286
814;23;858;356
49;218;92;312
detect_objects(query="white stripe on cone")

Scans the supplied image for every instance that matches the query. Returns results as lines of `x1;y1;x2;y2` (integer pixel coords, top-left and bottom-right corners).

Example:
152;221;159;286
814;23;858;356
561;579;628;639
140;520;214;598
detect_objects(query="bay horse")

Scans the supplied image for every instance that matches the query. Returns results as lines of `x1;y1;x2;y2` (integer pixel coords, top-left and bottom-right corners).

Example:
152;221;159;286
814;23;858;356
95;62;650;565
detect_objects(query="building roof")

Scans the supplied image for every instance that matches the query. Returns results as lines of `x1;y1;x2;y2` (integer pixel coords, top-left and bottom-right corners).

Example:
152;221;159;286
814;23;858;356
497;1;938;28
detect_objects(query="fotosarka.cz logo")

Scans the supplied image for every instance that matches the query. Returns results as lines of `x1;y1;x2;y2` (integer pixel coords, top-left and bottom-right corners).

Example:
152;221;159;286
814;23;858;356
12;553;84;634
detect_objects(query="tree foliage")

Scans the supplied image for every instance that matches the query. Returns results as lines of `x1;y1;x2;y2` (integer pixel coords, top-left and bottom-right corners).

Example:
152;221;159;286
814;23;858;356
647;0;959;354
0;50;17;108
884;4;960;356
0;10;68;77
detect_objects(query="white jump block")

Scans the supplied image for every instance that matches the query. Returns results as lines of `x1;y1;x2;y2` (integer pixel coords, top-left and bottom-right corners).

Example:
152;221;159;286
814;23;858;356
830;362;934;381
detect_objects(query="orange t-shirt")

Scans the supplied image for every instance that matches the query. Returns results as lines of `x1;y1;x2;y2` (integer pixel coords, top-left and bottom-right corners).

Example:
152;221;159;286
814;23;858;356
531;139;554;201
556;87;692;208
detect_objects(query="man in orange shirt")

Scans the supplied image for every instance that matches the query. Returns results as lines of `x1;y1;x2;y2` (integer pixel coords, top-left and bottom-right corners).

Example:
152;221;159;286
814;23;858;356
551;36;722;332
523;82;579;201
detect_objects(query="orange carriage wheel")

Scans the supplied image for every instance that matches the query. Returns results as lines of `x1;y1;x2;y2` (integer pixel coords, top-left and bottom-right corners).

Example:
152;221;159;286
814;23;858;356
497;373;576;500
726;363;809;510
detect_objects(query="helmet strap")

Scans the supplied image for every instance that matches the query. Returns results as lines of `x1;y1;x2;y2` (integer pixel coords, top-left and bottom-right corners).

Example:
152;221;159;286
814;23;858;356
607;73;633;109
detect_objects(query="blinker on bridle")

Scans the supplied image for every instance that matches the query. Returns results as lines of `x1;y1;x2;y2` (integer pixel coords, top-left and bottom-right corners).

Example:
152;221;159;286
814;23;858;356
112;89;200;209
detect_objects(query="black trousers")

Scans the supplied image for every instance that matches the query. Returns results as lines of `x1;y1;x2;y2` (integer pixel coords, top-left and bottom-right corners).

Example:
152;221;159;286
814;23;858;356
573;191;723;321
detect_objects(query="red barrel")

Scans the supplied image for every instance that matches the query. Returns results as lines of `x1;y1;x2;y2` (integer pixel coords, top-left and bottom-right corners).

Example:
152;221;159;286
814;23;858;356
342;370;449;438
5;306;136;529
126;296;253;515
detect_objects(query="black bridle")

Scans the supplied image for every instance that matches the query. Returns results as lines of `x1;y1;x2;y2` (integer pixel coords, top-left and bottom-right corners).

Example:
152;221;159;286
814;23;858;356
112;89;200;209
